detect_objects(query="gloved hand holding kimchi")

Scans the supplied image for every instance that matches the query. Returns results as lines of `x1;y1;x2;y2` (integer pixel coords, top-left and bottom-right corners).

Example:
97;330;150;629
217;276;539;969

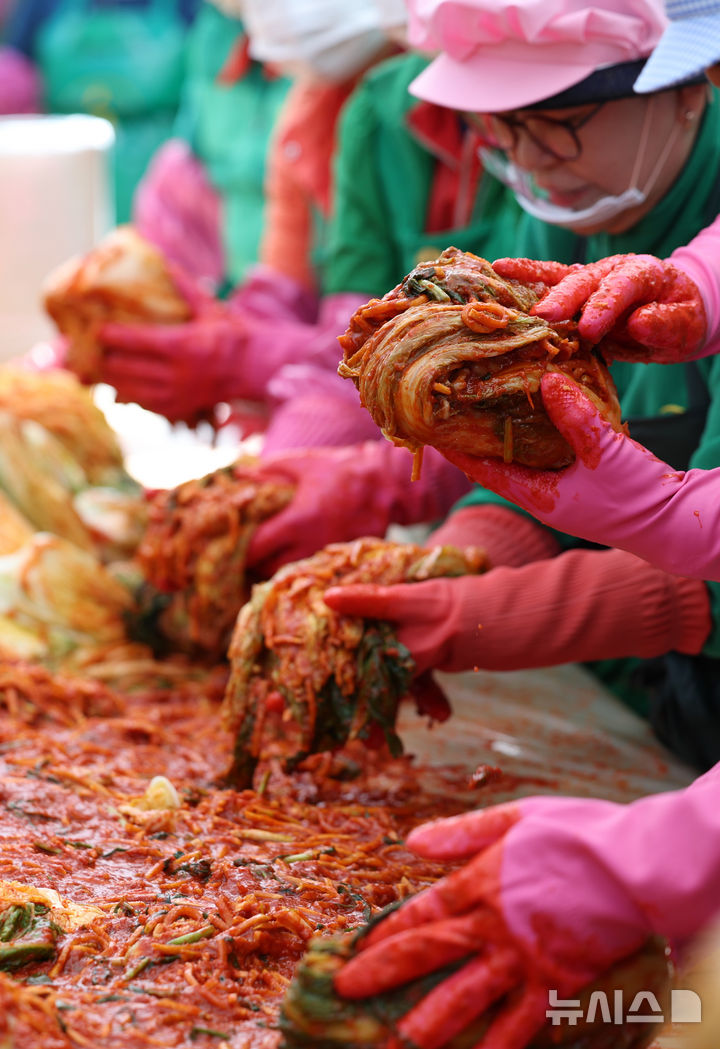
282;933;668;1049
338;247;622;475
444;371;720;583
493;253;708;363
132;461;295;660
222;537;487;787
43;226;192;386
287;762;720;1049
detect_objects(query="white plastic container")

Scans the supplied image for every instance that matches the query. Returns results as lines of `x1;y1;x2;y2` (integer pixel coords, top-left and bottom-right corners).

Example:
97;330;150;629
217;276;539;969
0;114;115;361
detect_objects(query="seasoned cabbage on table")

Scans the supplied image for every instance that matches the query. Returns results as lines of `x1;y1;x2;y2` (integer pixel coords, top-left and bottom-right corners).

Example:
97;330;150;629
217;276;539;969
133;462;295;660
223;537;488;787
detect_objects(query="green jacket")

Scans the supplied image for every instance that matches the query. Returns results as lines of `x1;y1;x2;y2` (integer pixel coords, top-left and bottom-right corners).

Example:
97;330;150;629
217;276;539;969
324;52;522;298
174;4;290;285
457;90;720;665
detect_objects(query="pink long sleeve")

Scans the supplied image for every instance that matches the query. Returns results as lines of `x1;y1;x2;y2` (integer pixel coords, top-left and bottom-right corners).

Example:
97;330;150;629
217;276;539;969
672;213;720;355
508;762;720;955
223;290;367;405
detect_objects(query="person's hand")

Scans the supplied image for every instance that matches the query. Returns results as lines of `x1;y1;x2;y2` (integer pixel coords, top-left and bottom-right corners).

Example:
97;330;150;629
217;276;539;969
246;445;402;576
324;538;708;673
443;371;720;581
248;442;474;578
324;575;486;676
334;769;720;1049
98;264;248;424
493;253;707;363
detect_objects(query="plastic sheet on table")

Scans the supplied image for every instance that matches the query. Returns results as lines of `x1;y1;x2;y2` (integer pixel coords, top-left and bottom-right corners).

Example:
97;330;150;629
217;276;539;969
395;663;694;807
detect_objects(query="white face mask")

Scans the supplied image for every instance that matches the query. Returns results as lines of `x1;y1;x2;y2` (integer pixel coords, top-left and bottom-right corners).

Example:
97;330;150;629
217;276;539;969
244;0;391;81
278;27;389;82
479;150;647;230
479;95;683;232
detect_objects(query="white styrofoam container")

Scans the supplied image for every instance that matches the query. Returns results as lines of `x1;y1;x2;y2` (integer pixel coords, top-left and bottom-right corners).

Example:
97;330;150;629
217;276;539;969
0;114;115;361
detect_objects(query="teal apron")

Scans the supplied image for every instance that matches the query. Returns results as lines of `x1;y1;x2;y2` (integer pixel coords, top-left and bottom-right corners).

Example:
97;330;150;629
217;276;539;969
175;4;290;286
36;0;187;222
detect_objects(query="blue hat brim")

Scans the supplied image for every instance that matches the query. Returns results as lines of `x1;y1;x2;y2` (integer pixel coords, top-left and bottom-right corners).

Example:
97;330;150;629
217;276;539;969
634;15;720;92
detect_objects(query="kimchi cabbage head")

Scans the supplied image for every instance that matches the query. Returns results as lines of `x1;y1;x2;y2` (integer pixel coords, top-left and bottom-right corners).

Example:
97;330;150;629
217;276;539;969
338;247;622;471
43;225;191;383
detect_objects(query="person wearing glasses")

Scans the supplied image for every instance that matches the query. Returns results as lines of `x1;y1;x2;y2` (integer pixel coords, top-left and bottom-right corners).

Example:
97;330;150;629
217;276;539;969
322;0;720;776
319;8;720;1046
448;0;720;593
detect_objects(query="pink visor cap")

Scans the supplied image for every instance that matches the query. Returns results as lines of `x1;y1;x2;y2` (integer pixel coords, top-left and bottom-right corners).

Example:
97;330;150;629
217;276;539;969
407;0;668;112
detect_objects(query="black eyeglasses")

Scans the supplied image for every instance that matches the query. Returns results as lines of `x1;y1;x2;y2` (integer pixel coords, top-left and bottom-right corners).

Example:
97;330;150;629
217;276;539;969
468;102;606;162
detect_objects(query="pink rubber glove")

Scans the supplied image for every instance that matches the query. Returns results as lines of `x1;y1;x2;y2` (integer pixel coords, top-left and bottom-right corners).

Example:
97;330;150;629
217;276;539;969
335;763;720;1049
427;505;560;569
133;140;225;289
100;277;364;423
230;264;319;325
443;371;720;581
261;378;382;453
323;545;710;674
98;265;251;423
493;254;707;363
246;440;472;577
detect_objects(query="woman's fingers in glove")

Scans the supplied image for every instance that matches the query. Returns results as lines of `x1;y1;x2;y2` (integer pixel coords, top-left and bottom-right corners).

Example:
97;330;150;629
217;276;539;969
406;804;520;862
530;255;627;327
336;910;506;999
362;844;505;948
574;255;667;342
473;982;550;1049
100;321;185;357
540;372;614;459
396;948;522;1049
626;296;707;360
101;352;175;388
491;258;577;286
528;254;707;360
323;582;416;620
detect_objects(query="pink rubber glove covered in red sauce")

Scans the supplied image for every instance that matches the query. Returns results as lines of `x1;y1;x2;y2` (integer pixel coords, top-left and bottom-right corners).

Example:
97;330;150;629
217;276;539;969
334;763;720;1049
443;371;720;581
493;253;708;362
